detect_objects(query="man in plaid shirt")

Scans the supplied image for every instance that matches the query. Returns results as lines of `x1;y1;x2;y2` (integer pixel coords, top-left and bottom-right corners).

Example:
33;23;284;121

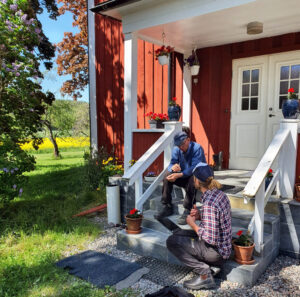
166;162;232;290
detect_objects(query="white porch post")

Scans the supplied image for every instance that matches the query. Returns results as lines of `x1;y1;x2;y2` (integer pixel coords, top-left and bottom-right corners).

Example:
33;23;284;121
278;119;300;198
87;0;97;154
182;57;192;127
163;122;183;168
253;184;264;253
124;33;138;172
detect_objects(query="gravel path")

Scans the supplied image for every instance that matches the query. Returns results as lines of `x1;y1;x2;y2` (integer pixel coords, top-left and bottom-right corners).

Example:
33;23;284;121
84;215;300;297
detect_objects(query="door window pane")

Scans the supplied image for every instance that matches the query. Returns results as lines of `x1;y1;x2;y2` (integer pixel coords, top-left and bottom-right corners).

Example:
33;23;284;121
280;66;289;80
242;84;249;96
251;69;259;82
279;96;286;109
280;81;288;95
243;70;250;83
291;65;300;79
242;98;249;110
251;83;258;96
290;80;299;93
250;97;258;110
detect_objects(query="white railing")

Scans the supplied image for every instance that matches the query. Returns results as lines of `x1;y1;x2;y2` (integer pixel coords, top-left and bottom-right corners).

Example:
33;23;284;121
243;119;299;253
122;122;182;211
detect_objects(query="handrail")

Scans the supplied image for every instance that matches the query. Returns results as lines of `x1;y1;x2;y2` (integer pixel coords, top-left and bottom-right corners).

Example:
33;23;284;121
243;127;289;198
123;128;176;185
243;119;299;254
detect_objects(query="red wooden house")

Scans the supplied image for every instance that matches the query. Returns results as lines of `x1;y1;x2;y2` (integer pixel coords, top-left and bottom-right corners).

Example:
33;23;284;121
87;0;300;272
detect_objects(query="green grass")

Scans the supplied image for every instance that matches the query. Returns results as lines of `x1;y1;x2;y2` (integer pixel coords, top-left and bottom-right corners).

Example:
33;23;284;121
0;150;138;297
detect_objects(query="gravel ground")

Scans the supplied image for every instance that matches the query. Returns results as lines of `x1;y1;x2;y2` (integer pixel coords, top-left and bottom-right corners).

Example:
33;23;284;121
84;214;300;297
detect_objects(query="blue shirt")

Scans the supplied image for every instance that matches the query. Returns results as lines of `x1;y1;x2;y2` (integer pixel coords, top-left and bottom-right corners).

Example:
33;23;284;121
168;142;206;177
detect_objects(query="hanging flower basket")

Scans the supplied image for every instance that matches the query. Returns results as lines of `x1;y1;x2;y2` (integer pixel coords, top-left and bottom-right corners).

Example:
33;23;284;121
190;65;200;76
158;55;169;65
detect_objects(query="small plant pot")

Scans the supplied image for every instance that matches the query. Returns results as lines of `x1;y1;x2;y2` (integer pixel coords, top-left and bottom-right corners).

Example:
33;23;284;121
158;55;169;65
125;215;143;234
232;240;255;265
295;183;300;202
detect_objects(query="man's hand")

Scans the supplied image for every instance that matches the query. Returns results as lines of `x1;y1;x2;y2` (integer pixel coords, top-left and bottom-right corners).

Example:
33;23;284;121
171;163;181;172
166;172;183;182
190;205;200;220
186;215;196;226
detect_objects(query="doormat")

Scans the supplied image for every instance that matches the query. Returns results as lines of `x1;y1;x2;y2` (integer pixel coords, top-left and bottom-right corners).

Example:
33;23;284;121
56;250;149;289
136;256;192;286
221;184;244;195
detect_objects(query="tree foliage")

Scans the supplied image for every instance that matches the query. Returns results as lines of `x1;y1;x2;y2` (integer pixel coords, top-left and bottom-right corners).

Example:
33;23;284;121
0;0;57;204
56;0;88;101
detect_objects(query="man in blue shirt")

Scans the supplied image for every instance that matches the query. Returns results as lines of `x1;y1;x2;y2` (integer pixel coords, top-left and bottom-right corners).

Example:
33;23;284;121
155;131;206;224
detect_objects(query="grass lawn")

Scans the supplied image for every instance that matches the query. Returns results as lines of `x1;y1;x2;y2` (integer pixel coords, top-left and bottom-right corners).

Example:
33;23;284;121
0;149;137;297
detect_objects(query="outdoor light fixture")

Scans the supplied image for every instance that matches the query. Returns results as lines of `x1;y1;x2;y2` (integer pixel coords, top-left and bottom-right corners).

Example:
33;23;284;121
247;21;263;35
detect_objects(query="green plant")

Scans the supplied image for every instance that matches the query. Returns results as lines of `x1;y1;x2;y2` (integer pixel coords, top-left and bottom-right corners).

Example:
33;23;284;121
169;97;180;107
266;168;273;178
126;208;142;219
154;45;173;58
287;87;298;99
234;230;254;247
145;112;169;121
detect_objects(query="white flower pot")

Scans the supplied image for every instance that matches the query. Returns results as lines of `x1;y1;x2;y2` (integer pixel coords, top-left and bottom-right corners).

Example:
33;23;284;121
190;65;200;76
158;55;169;66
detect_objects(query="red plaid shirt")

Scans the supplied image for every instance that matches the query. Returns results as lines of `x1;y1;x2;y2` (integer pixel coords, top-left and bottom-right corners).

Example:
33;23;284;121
197;188;232;259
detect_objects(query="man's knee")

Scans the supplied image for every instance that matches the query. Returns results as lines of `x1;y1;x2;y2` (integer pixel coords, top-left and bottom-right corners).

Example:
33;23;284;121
166;234;178;250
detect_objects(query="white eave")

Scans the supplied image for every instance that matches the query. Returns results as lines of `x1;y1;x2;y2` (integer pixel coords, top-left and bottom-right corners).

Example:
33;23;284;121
93;0;300;54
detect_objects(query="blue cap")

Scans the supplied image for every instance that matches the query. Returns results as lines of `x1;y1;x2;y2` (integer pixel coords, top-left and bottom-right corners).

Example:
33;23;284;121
174;132;188;146
193;162;214;182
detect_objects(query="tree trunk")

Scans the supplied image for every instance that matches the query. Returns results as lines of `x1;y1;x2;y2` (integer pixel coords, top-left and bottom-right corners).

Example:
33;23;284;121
43;120;60;157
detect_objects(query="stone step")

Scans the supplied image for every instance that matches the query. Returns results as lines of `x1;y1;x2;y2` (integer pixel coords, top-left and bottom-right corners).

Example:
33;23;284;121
117;227;279;286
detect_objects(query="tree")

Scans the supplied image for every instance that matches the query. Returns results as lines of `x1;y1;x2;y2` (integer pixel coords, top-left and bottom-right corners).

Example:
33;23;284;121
0;0;58;205
42;100;76;157
56;0;88;101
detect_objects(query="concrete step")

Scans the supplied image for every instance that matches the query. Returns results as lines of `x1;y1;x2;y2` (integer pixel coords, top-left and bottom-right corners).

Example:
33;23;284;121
117;227;279;286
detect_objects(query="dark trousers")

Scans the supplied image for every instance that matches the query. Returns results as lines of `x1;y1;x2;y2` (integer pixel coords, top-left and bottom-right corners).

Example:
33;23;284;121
162;171;196;210
166;233;223;275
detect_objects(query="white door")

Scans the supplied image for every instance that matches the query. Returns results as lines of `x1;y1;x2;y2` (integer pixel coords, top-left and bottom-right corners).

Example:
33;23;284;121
230;56;268;170
230;51;300;170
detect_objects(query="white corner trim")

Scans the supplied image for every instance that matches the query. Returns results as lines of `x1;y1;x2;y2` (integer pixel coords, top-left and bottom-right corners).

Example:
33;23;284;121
88;0;97;154
124;32;138;172
182;63;192;127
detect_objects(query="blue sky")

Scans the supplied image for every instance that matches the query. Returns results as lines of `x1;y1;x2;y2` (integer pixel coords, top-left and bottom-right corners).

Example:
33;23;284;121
38;9;88;102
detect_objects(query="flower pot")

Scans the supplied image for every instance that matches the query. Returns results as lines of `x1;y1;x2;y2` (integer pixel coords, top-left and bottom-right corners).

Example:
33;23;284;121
149;120;157;129
190;65;200;76
282;99;299;119
232;240;255;265
295;183;300;202
144;176;156;182
158;55;169;66
148;120;164;128
125;215;143;234
265;176;272;190
168;105;181;121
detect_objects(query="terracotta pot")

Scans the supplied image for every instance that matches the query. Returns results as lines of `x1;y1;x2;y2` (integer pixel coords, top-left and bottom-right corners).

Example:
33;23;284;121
232;240;255;265
295;183;300;202
125;215;143;234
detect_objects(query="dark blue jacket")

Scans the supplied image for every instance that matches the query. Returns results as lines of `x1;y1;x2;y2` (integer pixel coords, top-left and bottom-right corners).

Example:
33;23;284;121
168;142;206;177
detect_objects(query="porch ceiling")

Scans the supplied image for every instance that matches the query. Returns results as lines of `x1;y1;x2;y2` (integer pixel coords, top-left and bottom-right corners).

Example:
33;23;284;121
94;0;300;54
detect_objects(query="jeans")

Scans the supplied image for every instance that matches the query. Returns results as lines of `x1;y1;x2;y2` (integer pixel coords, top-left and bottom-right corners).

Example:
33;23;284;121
161;171;196;210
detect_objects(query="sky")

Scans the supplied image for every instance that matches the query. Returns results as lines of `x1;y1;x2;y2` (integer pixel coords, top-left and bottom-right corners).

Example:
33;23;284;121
37;8;89;102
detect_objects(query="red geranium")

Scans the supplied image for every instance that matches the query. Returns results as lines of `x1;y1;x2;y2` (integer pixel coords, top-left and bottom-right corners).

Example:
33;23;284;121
287;87;298;99
127;208;142;218
234;230;254;247
169;96;180;107
155;45;174;59
145;112;169;121
266;168;273;178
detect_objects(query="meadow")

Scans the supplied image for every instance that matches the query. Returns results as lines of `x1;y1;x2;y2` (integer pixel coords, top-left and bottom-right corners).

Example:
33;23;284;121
0;146;136;297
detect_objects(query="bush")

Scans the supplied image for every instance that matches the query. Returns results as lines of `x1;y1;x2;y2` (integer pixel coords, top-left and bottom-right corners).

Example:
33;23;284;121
83;147;123;191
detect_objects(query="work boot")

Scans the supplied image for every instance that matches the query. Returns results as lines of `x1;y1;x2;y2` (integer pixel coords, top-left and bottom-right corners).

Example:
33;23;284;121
183;273;216;290
177;209;190;225
154;204;173;219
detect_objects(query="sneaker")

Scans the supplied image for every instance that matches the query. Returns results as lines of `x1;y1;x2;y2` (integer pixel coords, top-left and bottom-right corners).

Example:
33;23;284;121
177;209;190;225
154;204;173;219
183;273;216;290
210;266;221;276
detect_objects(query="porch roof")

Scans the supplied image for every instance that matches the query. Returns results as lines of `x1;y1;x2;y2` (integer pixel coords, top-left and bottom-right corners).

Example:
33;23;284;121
92;0;300;54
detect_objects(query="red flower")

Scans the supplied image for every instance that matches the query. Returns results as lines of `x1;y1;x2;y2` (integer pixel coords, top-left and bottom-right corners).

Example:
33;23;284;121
268;169;273;174
288;88;294;93
172;97;177;102
236;230;243;237
129;208;137;215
